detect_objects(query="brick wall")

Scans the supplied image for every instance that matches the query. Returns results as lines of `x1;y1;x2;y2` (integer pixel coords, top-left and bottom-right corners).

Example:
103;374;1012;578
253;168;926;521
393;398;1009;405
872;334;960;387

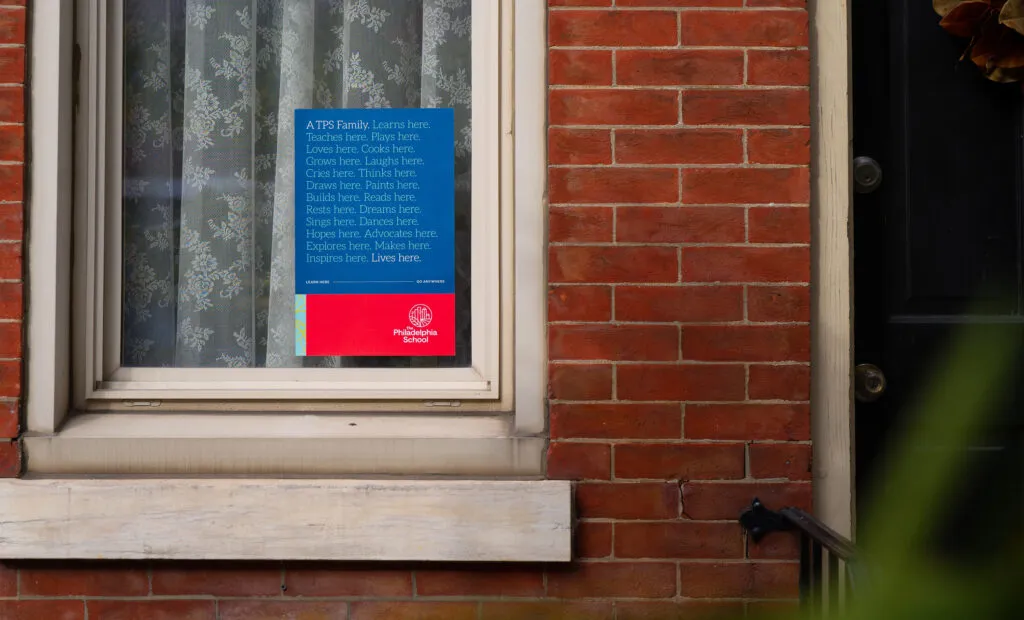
0;0;23;480
0;0;811;618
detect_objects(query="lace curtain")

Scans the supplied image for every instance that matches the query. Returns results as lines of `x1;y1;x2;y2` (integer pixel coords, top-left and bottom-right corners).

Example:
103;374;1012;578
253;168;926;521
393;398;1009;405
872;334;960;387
122;0;472;368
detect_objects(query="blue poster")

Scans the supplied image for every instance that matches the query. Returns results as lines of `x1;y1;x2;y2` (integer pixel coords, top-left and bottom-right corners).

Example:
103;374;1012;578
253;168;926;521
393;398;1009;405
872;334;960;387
294;108;456;356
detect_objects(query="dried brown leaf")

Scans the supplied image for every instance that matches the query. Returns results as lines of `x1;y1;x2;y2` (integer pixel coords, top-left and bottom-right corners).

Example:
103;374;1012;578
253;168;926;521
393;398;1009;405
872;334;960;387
1000;0;1024;34
941;1;998;38
934;0;969;17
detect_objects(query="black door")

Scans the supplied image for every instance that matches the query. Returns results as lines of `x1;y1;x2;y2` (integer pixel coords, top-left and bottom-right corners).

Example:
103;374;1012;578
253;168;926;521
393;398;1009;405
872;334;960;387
852;0;1024;558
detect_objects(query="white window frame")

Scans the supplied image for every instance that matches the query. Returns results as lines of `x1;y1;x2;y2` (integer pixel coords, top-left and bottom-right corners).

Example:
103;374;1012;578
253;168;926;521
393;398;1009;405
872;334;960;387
27;0;546;435
0;0;567;562
75;0;509;405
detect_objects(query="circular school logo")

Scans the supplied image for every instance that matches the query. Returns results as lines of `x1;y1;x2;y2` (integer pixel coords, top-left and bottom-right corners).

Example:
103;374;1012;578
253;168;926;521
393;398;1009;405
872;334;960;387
409;304;433;328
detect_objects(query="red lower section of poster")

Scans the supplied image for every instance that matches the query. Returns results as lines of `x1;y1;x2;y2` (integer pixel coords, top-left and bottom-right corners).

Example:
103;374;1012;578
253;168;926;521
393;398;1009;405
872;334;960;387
305;293;456;357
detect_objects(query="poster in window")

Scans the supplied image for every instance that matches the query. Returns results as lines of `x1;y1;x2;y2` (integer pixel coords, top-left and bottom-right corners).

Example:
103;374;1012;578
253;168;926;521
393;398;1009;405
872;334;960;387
294;108;455;357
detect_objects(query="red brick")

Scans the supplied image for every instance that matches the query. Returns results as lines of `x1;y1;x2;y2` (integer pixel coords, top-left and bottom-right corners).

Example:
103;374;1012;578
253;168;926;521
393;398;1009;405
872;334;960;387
616;364;745;401
549;285;612;321
615;522;745;559
219;601;347;620
88;600;216;620
551;403;681;439
748;531;800;559
749;207;810;243
151;565;282;596
617;207;744;243
679;561;799;598
551;246;678;283
546;562;677;598
551;90;677;125
0;243;14;282
550;324;679;361
548;442;612;479
0;401;16;437
681;11;807;46
0;359;19;397
549;364;613;400
0;86;23;123
550;10;677;46
0;562;14;596
0;322;20;357
748;286;810;322
549;128;612;165
748;0;806;6
0;281;21;318
616;285;743;323
0;203;21;240
618;0;740;5
617;50;743;86
750;443;812;480
748;128;811;165
682;246;809;283
616;129;742;165
682;90;809;125
749;49;810;86
20;566;148;596
577;482;679;519
576;521;613;558
683;168;809;204
350;603;476;620
0;47;24;84
0;164;24;201
614;443;745;480
0;125;22;162
416;567;544;597
550;206;613;242
683;325;809;362
749;364;810;401
0;601;84;620
481;602;613;620
550;49;612;85
0;439;18;476
551;167;678;204
284;568;412;597
686;404;810;441
616;601;746;620
0;7;25;44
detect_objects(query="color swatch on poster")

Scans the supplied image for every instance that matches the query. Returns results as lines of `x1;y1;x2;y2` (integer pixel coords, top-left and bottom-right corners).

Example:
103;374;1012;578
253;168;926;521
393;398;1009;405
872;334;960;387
294;108;455;357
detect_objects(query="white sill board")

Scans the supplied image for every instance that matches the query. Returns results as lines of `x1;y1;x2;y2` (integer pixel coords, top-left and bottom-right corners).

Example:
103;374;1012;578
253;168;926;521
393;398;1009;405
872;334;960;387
0;478;572;561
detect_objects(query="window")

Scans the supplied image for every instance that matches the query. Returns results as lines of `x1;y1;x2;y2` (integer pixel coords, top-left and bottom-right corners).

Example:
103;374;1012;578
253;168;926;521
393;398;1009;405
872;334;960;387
74;0;512;406
23;0;547;473
8;0;566;562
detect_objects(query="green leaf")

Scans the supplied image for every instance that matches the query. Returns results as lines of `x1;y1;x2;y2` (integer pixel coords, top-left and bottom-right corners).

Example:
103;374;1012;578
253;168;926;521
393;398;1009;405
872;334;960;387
1000;0;1024;34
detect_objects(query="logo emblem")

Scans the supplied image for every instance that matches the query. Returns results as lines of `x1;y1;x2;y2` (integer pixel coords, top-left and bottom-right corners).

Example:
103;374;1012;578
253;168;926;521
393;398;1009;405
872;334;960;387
409;304;433;328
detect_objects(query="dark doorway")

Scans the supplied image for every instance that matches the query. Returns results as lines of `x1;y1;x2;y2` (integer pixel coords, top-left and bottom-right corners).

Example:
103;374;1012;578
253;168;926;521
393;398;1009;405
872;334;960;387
851;0;1024;559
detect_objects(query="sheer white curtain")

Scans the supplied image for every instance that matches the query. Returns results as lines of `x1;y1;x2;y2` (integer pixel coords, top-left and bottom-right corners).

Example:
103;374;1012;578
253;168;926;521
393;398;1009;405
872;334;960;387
122;0;472;368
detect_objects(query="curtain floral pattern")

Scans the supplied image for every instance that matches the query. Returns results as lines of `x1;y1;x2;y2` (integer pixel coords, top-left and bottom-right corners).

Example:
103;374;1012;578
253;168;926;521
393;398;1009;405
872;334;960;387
122;0;472;368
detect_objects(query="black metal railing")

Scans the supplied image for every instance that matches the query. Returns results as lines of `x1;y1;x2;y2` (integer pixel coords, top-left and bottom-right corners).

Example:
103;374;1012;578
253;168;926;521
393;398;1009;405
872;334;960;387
740;498;860;613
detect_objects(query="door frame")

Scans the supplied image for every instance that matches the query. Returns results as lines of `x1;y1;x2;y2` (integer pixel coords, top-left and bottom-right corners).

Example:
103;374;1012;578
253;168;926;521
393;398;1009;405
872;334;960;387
810;0;855;538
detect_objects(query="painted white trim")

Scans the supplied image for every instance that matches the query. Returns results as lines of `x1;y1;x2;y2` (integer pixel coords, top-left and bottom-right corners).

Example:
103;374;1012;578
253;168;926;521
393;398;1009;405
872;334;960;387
0;479;572;561
810;0;855;539
25;0;74;433
514;0;549;435
22;413;545;475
